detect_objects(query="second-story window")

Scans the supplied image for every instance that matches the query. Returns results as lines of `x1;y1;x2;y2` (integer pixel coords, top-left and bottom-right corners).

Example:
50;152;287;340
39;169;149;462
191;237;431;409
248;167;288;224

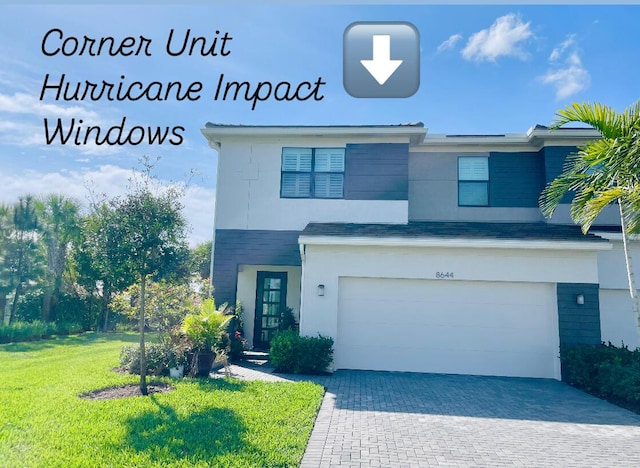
281;147;345;198
458;156;489;206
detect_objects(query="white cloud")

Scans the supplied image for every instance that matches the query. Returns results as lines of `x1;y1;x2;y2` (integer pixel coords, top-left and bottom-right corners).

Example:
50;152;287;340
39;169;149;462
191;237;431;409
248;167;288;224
461;13;533;62
540;35;590;100
437;34;463;53
549;34;575;61
0;92;100;121
0;165;215;247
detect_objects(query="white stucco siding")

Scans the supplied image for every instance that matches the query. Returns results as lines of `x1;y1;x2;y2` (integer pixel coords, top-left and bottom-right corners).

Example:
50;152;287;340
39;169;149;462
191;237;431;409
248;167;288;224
599;289;639;349
235;265;301;348
596;235;640;349
299;244;600;378
214;140;408;230
337;278;558;378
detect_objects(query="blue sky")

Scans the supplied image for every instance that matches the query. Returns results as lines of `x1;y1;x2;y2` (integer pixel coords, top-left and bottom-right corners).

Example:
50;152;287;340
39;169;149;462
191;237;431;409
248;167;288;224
0;4;638;245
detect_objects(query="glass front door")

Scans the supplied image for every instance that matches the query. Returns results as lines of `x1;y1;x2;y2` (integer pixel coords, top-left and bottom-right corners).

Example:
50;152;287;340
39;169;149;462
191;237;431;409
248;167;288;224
254;271;287;349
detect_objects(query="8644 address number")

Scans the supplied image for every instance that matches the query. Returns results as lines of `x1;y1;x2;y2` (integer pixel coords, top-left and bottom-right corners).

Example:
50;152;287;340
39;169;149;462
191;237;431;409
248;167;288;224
435;272;454;279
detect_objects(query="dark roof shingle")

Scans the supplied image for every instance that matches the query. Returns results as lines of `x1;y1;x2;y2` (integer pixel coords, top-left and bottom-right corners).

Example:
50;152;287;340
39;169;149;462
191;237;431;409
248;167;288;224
301;221;606;243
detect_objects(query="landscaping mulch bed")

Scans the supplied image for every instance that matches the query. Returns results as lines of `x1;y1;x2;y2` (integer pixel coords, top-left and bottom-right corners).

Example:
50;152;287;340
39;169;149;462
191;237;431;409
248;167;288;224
80;382;173;400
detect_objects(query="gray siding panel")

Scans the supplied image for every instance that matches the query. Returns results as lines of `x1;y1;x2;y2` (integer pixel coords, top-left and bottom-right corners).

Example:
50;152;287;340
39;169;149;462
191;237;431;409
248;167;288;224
489;151;543;208
344;143;408;200
212;229;301;305
557;283;601;346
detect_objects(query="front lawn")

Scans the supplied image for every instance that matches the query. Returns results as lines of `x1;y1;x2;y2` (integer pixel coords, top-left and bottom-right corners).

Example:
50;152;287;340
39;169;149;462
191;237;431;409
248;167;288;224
0;333;324;467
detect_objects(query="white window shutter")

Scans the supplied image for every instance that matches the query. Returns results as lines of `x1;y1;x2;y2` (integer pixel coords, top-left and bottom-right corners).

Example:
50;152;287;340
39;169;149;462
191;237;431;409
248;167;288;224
459;157;488;180
282;148;312;172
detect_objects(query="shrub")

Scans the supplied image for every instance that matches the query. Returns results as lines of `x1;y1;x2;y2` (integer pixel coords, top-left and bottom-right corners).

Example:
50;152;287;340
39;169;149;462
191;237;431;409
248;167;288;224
119;343;171;376
15;290;44;322
280;307;299;332
270;330;333;374
55;322;84;335
0;321;53;344
561;342;640;410
111;279;201;337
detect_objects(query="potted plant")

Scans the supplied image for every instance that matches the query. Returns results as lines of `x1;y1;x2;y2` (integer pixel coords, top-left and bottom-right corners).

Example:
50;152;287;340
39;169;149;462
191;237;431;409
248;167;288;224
181;298;233;377
167;347;187;378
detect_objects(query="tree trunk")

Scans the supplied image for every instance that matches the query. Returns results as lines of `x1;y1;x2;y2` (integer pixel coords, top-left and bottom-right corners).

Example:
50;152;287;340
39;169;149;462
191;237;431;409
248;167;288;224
0;295;7;324
102;284;111;332
51;276;62;323
42;292;52;323
9;282;22;324
139;275;148;396
619;202;640;338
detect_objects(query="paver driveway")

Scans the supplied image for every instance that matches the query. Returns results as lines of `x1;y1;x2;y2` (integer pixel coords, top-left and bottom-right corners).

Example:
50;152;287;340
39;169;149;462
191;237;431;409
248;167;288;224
299;371;640;467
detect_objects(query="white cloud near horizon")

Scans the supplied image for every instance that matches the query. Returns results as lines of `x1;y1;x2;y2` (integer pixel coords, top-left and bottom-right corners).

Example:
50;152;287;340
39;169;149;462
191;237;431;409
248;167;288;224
0;165;215;247
437;34;463;53
462;13;533;62
540;34;590;100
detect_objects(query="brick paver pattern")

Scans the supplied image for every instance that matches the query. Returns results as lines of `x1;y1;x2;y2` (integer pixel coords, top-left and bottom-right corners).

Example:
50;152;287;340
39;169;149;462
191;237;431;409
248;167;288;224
216;363;640;467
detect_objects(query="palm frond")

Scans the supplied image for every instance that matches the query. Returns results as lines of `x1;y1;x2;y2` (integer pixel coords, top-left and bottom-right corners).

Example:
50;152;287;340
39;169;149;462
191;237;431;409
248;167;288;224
550;102;622;138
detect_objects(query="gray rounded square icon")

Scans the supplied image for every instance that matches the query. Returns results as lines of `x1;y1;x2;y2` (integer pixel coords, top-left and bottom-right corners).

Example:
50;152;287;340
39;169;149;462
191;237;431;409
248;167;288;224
344;22;420;98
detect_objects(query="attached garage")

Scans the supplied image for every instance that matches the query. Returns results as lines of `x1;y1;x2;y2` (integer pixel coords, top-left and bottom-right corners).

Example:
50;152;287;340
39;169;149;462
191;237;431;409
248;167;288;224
298;221;610;380
336;277;558;378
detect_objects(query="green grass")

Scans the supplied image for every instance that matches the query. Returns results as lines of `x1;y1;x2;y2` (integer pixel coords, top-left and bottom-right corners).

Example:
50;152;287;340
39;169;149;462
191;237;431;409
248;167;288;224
0;333;325;467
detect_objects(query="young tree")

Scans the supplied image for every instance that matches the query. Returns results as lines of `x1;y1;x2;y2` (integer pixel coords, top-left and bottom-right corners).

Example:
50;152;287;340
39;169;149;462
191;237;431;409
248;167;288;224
539;101;640;336
108;159;188;395
35;194;81;322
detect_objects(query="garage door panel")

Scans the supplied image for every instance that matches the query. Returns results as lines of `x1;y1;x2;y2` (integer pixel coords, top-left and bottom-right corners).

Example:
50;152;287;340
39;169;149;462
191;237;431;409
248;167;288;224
336;277;557;378
345;324;551;352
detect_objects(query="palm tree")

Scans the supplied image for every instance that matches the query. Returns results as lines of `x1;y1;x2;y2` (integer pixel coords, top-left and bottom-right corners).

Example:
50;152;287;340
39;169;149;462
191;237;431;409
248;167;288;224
35;194;81;322
8;195;40;322
539;101;640;337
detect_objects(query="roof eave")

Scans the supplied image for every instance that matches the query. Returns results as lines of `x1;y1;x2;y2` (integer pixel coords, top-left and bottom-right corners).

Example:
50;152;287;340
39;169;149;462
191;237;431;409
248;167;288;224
298;235;611;251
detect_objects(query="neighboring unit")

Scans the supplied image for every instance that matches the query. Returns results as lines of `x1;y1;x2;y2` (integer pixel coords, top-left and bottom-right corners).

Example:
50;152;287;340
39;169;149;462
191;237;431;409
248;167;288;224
201;123;640;380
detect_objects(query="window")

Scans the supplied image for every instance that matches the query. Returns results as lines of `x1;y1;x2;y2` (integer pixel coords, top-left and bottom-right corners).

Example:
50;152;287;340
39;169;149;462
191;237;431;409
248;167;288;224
281;147;345;198
458;156;489;206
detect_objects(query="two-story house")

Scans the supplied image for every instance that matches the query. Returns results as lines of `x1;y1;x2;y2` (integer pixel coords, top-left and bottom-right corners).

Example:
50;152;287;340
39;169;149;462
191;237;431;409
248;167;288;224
201;122;640;380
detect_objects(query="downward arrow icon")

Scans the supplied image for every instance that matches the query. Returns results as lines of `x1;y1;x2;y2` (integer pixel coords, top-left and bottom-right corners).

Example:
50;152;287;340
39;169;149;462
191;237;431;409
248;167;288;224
360;35;403;85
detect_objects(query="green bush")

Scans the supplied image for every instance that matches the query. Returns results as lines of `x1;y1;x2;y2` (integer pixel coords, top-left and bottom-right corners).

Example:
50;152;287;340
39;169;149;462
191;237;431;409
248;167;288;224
270;330;333;374
14;290;44;323
15;290;94;330
0;321;85;344
119;343;171;376
55;322;84;336
561;342;640;410
0;321;53;344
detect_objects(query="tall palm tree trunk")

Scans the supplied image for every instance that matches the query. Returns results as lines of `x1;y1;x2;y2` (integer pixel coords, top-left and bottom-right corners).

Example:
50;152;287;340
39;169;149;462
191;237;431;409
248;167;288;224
619;202;640;336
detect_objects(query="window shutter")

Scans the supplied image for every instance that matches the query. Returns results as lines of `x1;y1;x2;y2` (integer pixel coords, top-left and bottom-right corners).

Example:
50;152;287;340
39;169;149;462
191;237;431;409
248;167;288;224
314;148;345;172
314;173;343;198
459;157;488;180
282;148;312;172
281;173;311;197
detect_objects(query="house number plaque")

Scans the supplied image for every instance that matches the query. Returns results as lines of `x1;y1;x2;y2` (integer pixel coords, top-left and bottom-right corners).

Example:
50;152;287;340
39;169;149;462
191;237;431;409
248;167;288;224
435;272;454;279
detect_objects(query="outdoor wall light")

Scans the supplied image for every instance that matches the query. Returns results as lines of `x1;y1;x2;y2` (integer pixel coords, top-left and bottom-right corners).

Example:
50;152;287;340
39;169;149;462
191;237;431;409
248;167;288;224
576;294;585;305
317;284;325;296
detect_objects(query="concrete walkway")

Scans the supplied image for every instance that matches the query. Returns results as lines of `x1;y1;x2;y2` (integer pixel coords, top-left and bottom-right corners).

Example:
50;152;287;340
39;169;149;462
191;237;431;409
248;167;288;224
214;363;640;467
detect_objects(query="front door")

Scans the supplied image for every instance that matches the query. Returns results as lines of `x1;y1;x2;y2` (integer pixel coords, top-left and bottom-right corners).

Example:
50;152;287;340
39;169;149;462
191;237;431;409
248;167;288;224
254;271;288;349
